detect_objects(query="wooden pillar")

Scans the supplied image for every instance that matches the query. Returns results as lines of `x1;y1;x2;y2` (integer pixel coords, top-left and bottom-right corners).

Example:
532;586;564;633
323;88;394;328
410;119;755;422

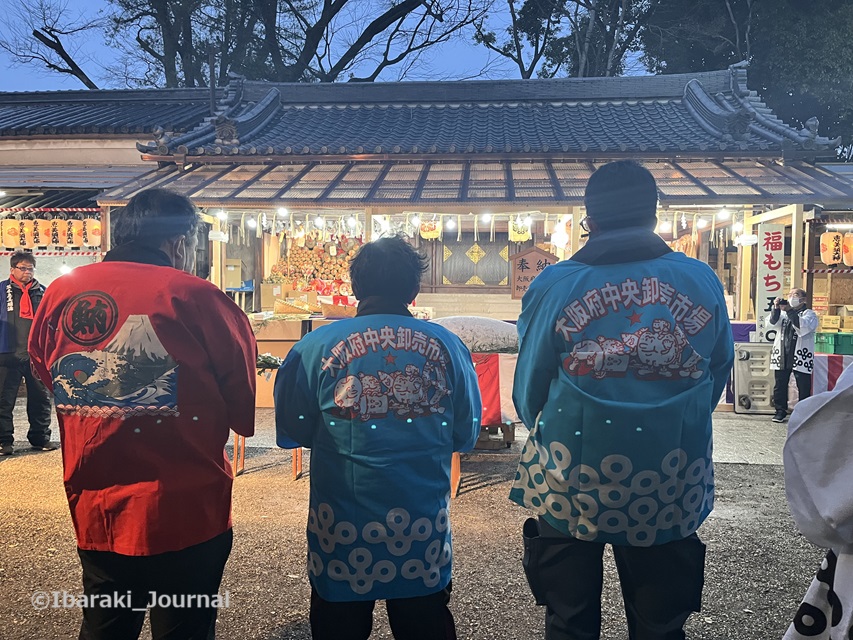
100;206;110;255
365;207;375;241
804;216;815;296
738;212;754;321
790;204;804;290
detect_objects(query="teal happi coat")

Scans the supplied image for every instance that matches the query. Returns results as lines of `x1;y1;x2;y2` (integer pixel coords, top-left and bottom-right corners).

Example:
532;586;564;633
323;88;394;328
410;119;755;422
510;249;733;546
275;315;480;601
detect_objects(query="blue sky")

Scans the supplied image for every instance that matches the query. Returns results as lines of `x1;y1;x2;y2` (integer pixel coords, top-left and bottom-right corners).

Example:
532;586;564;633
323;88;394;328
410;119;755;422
0;0;651;91
0;0;519;91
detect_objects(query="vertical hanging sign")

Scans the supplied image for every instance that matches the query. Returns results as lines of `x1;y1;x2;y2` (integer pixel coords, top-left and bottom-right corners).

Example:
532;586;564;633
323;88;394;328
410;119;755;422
756;223;785;342
510;246;557;300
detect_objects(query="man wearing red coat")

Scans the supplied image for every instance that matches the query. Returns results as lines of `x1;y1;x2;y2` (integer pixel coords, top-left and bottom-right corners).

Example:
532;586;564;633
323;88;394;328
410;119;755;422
29;188;256;640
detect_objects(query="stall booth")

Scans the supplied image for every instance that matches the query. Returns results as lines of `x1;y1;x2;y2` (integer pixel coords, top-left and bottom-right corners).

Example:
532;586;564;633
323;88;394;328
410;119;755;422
98;64;853;436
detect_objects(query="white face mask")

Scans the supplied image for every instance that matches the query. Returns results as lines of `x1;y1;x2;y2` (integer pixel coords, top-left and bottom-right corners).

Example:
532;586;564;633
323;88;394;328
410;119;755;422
790;297;802;307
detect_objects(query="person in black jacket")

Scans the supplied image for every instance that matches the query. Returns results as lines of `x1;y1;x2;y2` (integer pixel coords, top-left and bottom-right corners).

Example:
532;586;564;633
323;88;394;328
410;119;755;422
0;251;54;455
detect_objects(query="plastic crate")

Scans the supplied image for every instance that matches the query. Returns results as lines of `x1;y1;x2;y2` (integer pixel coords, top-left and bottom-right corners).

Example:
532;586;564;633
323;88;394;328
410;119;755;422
815;332;837;354
835;333;853;355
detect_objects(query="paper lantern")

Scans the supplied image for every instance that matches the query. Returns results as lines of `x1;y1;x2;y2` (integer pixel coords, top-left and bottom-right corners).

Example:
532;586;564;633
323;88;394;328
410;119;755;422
66;218;84;248
1;219;19;249
19;219;34;249
820;231;843;266
49;218;67;247
82;216;102;248
843;232;853;267
419;220;440;240
509;219;532;243
33;218;51;247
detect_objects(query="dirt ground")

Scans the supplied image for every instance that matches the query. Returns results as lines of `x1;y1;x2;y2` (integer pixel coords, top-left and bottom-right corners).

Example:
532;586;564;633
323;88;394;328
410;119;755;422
0;439;822;640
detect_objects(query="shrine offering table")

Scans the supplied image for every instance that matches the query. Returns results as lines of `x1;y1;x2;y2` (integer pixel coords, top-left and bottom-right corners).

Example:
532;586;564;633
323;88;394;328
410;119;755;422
813;353;853;394
253;318;310;408
472;353;519;448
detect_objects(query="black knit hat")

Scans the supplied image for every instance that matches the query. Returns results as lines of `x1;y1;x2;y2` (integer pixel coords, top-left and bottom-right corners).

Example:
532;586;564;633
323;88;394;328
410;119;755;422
584;161;659;230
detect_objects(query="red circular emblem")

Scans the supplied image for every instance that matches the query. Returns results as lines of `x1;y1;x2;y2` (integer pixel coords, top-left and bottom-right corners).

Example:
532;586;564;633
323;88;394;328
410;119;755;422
61;291;119;346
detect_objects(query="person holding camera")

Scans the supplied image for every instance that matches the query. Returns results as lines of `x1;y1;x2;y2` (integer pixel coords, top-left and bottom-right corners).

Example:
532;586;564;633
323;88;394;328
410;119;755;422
767;288;819;423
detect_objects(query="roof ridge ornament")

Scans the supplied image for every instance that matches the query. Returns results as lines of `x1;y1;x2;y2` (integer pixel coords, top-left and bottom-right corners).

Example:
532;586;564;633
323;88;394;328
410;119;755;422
683;79;752;142
214;88;282;148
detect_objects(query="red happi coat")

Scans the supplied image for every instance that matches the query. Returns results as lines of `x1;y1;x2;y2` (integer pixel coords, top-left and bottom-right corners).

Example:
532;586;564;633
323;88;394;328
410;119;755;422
28;261;256;556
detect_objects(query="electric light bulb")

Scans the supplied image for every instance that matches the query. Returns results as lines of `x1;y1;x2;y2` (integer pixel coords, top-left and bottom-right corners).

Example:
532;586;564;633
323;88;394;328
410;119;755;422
524;216;533;227
277;207;289;218
446;218;456;230
660;221;673;233
347;216;357;228
215;209;227;221
314;216;325;229
481;213;491;223
697;218;708;229
411;215;420;227
246;218;257;229
717;208;731;220
733;221;744;232
60;263;73;275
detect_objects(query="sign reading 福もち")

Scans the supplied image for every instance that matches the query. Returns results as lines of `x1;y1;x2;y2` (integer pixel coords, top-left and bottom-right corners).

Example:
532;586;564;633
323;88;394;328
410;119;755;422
510;247;557;300
756;223;785;342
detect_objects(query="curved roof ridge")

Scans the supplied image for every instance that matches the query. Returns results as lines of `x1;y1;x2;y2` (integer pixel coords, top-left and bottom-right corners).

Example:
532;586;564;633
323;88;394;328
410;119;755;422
0;86;218;105
726;62;839;149
136;81;244;155
240;68;733;105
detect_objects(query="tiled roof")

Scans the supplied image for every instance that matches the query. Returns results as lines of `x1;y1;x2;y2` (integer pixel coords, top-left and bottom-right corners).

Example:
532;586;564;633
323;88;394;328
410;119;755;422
0;88;220;137
100;159;853;208
138;64;838;160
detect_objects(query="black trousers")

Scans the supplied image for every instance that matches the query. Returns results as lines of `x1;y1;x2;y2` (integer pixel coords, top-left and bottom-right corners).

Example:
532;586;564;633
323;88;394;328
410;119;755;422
522;517;705;640
0;354;52;447
310;582;457;640
773;369;812;412
77;529;233;640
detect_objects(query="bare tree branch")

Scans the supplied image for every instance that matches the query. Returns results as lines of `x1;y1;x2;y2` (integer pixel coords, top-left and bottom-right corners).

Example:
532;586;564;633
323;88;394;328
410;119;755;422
0;0;102;88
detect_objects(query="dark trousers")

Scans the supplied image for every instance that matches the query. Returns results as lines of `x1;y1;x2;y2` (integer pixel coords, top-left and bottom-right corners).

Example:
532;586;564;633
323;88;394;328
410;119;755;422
0;354;52;447
310;583;457;640
522;517;705;640
773;369;812;412
77;529;233;640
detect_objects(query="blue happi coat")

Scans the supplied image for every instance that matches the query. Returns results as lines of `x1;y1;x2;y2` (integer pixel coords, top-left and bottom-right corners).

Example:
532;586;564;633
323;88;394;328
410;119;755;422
275;315;481;601
510;250;733;547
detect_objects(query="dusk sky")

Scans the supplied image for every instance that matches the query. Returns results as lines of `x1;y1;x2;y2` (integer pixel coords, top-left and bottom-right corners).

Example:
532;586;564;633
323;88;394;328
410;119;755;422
0;0;528;92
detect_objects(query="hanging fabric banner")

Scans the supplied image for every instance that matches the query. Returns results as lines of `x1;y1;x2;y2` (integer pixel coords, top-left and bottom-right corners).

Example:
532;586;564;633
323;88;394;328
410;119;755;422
756;223;785;342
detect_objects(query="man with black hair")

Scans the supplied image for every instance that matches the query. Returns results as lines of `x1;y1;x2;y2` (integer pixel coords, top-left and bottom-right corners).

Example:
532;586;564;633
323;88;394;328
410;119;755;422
29;188;257;640
0;251;53;455
511;160;734;640
274;234;481;640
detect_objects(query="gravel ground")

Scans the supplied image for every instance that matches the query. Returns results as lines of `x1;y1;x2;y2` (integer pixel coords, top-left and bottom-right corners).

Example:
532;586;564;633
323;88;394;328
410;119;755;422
0;432;823;640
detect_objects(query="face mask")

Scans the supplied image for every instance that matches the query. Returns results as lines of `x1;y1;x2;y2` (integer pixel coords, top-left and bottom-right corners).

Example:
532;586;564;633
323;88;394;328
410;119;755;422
789;297;801;307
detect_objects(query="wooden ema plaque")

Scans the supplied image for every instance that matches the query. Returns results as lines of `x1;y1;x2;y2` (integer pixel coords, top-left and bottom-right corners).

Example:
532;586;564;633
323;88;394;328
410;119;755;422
510;246;557;300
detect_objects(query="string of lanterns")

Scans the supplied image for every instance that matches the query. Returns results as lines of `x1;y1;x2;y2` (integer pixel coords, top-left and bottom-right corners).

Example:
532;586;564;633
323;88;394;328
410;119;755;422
209;206;755;252
0;214;102;250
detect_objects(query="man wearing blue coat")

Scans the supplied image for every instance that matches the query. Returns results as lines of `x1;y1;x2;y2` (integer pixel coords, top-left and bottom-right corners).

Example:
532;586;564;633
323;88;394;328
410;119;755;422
275;235;481;640
511;161;734;640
